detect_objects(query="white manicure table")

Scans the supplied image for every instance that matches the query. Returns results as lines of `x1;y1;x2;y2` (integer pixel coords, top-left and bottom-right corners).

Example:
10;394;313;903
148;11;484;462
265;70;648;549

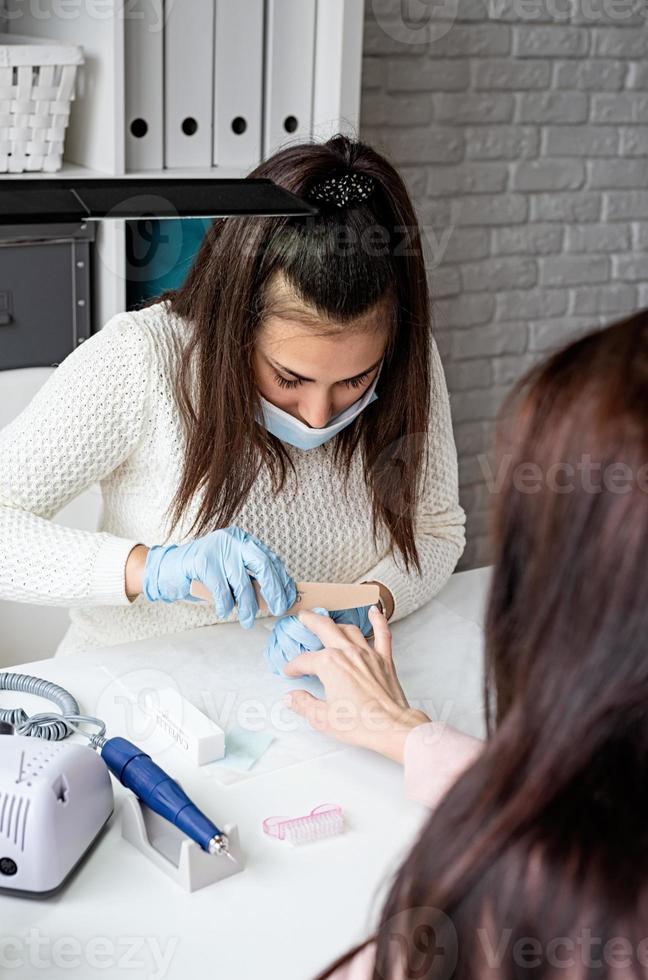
0;567;490;980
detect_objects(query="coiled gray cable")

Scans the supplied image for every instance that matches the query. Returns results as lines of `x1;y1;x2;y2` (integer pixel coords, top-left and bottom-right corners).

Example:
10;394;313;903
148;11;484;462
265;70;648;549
0;672;106;742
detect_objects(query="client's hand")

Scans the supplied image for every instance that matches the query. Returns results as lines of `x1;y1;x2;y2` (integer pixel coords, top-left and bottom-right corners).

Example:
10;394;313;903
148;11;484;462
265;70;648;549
281;606;429;763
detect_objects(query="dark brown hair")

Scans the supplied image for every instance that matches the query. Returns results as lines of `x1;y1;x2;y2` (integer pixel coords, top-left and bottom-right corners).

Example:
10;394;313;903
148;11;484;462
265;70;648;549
143;134;434;572
319;309;648;979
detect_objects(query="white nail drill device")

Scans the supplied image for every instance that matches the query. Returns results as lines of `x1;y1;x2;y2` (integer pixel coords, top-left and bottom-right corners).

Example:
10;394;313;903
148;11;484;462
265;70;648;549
0;672;241;897
0;726;114;896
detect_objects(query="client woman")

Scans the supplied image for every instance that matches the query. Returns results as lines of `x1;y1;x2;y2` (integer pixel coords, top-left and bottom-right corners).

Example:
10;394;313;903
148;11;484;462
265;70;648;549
282;310;648;980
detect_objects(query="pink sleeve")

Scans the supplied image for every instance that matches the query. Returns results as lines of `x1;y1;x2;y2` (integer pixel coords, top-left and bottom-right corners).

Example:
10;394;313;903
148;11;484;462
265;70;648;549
324;724;483;980
403;721;483;810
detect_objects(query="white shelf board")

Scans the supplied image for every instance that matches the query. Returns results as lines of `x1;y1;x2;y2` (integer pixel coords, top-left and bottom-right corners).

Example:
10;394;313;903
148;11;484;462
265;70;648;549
0;162;114;180
123;166;251;181
0;163;250;181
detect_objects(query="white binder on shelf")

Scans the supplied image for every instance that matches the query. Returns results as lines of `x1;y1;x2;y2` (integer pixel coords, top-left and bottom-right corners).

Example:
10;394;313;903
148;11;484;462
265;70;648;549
263;0;316;161
164;0;215;169
213;0;264;171
125;0;164;172
312;0;364;143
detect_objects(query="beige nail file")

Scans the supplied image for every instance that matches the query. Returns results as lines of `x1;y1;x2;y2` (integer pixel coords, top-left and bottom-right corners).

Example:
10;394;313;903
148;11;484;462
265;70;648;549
189;578;380;616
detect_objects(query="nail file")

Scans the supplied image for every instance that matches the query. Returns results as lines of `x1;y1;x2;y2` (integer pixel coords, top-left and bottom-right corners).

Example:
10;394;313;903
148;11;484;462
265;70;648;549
189;578;380;615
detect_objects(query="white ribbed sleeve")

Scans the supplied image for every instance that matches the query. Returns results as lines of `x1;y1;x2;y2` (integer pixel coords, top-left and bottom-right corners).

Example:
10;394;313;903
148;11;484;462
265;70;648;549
0;314;150;607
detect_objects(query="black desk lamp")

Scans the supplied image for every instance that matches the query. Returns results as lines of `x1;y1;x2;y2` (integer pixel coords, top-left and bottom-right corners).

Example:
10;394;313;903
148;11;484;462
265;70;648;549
0;177;319;369
0;176;319;224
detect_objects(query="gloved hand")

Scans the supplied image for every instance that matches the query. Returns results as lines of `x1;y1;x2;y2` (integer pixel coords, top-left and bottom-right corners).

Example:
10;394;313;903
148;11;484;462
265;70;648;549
263;604;374;676
142;525;297;629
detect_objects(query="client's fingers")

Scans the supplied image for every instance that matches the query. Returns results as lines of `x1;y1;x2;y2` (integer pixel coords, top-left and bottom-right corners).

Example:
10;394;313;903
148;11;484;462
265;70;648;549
297;608;354;649
367;606;407;702
283;690;327;732
281;649;328;679
369;605;393;660
337;623;368;647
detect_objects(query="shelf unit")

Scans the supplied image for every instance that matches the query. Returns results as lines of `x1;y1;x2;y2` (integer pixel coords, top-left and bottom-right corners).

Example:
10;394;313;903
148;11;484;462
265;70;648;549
1;0;364;326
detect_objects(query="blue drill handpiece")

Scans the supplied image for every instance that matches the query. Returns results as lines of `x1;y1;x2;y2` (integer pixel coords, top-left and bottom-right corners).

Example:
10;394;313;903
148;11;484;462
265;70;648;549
99;737;230;856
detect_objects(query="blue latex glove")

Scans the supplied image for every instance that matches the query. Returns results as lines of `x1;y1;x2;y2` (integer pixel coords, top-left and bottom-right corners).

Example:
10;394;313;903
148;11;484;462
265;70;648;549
142;525;297;629
263;605;373;676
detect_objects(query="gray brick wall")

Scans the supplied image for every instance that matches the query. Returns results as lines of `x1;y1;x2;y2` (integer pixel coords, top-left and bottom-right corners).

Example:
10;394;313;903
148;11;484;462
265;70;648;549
359;0;648;568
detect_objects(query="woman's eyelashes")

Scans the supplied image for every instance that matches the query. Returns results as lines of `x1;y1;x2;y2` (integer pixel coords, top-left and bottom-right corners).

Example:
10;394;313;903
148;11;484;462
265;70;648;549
273;373;301;390
344;372;372;389
273;371;371;391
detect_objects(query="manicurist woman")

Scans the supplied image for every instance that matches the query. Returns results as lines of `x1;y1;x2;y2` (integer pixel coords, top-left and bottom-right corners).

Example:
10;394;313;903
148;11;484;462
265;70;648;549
0;135;465;660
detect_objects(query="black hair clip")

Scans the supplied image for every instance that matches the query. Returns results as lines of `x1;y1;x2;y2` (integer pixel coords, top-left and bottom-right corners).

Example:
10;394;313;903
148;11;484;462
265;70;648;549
307;171;377;208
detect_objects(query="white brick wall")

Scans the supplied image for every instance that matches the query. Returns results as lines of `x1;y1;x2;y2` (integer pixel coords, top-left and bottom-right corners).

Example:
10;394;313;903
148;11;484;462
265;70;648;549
360;0;647;568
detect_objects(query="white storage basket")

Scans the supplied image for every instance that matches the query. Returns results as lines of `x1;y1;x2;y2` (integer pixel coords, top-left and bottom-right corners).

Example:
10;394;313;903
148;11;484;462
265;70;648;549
0;32;84;173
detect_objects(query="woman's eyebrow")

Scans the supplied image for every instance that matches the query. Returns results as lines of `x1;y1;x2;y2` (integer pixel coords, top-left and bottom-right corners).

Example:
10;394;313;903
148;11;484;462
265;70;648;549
269;355;382;384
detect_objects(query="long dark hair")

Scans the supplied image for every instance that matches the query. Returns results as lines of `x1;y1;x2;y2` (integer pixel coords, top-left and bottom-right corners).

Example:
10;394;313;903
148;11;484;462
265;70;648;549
143;134;433;571
319;309;648;978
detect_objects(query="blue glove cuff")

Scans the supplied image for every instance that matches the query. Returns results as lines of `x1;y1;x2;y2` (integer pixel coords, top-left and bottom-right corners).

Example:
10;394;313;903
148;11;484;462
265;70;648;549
142;543;177;603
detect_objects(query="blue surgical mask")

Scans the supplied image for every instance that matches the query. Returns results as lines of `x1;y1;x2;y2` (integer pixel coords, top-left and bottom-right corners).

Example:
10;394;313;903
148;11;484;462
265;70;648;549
257;365;381;451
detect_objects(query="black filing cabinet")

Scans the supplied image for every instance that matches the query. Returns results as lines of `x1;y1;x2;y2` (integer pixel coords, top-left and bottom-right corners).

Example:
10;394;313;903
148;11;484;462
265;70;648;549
0;222;95;370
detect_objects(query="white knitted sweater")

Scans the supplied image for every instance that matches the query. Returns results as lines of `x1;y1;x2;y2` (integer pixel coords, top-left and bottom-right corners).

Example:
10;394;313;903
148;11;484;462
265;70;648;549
0;300;465;658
